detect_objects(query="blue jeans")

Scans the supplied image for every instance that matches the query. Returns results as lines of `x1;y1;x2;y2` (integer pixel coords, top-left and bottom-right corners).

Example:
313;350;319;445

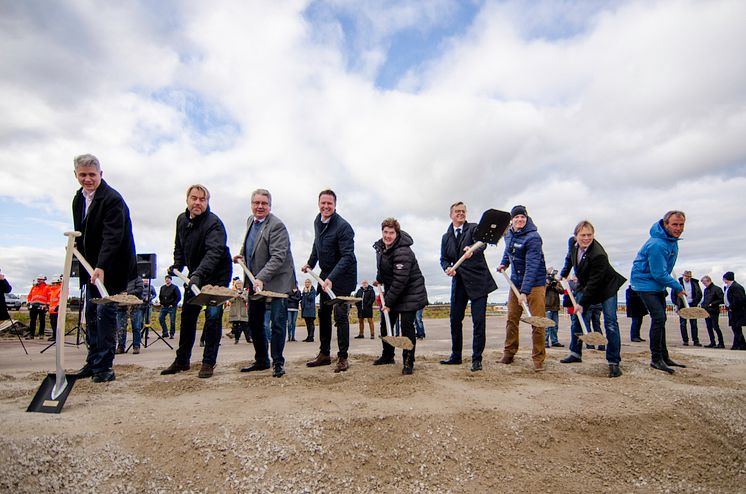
159;306;177;337
116;306;144;348
85;284;118;373
176;293;223;366
630;316;643;340
263;310;271;341
638;291;670;362
568;293;621;364
415;308;425;338
249;297;287;366
545;310;559;345
287;310;298;340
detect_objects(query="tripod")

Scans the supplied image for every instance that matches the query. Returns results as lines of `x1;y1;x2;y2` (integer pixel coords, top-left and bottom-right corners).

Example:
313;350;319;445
41;287;88;354
125;277;173;352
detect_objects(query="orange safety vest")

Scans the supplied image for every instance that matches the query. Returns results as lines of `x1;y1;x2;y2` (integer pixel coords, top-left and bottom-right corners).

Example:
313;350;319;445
27;282;51;306
49;284;62;314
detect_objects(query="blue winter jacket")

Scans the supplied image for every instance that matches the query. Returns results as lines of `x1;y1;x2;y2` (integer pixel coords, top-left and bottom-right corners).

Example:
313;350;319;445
500;216;547;294
630;220;684;294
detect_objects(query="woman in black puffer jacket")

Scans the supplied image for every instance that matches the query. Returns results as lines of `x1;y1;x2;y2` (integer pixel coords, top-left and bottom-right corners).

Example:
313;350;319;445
372;218;428;374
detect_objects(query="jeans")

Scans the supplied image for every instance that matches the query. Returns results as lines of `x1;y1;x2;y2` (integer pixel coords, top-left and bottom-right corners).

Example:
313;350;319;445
159;306;177;337
318;290;350;358
630;316;644;340
545;310;559;345
568;293;621;364
249;297;287;366
117;306;144;348
638;291;671;362
84;284;118;373
263;310;271;341
287;310;298;340
704;309;723;346
679;316;699;344
379;309;416;367
176;292;223;366
449;278;488;362
415;308;426;338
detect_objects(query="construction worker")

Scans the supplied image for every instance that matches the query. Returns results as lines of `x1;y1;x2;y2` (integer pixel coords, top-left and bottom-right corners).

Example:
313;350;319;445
27;275;50;339
47;276;63;341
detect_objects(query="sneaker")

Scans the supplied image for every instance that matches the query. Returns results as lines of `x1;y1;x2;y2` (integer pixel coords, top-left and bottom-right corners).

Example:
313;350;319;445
198;363;214;378
161;360;190;375
354;335;365;339
272;364;285;378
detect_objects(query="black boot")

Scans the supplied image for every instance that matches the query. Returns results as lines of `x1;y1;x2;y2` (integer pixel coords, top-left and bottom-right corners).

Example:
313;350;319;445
650;359;674;374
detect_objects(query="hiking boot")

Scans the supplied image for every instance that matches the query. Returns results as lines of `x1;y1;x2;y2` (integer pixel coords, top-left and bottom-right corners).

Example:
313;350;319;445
198;363;214;378
533;361;546;372
115;346;125;354
373;356;395;365
272;364;286;378
161;360;190;375
334;357;349;373
306;353;332;367
608;363;622;378
132;346;140;355
499;354;514;364
402;366;413;375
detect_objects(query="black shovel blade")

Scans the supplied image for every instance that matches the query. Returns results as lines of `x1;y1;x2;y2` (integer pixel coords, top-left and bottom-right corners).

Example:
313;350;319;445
473;209;511;245
188;293;235;307
27;373;78;414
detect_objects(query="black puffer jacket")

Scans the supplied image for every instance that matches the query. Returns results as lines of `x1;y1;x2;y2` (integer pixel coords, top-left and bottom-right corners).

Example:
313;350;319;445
173;206;232;288
374;231;428;312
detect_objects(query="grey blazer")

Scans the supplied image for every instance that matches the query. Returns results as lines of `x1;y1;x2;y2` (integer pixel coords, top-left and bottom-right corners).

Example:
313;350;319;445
239;213;296;294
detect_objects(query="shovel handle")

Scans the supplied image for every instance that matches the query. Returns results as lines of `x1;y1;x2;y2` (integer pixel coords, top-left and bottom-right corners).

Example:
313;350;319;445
446;241;484;275
307;270;337;299
376;284;393;336
499;270;534;317
236;259;258;286
559;279;589;334
172;268;200;296
72;247;109;298
670;270;691;307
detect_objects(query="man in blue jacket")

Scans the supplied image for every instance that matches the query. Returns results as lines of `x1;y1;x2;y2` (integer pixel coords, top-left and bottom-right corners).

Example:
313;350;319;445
302;190;357;373
630;211;688;374
497;205;548;372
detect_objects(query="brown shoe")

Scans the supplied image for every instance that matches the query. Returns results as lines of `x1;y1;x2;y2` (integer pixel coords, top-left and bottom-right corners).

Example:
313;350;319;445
533;361;545;372
333;357;349;373
306;353;332;367
160;360;190;375
198;363;215;378
132;346;140;355
499;354;514;364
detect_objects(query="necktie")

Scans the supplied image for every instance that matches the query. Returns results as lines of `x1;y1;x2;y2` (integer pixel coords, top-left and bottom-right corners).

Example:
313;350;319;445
455;227;461;239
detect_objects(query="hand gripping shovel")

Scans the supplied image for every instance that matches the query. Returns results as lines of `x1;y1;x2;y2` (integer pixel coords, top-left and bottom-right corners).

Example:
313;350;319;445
72;248;141;306
28;232;80;413
234;259;289;300
376;284;414;350
671;271;709;320
171;268;237;306
307;270;361;306
499;270;555;328
446;209;512;275
558;278;607;346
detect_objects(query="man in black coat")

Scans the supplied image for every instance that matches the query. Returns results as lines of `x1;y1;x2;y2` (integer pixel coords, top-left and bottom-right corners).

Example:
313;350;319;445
439;202;497;372
354;280;376;339
700;275;724;348
723;271;746;350
72;154;137;383
672;270;703;346
158;275;181;339
0;271;11;321
302;189;357;373
161;184;232;378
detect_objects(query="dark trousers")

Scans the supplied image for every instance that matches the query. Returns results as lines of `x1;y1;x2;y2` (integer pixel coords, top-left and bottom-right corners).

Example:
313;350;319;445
159;306;177;337
303;317;315;339
318;291;350;358
232;321;250;342
727;309;746;350
630;316;644;340
704;310;723;346
679;316;699;344
48;313;58;339
29;306;47;337
84;284;118;373
379;309;416;367
249;298;287;366
176;293;223;366
449;279;488;363
638;291;671;362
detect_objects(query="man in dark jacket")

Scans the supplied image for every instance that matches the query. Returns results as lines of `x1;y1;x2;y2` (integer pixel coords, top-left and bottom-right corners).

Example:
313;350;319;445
673;270;703;346
700;275;724;348
498;205;548;372
439;201;498;372
72;154;137;383
559;221;627;377
544;268;565;348
0;271;11;321
723;271;746;350
158;275;181;338
354;280;376;339
372;218;428;374
161;184;232;379
302;190;357;373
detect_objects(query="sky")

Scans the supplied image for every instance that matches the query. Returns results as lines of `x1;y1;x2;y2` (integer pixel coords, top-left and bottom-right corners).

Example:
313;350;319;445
1;0;745;303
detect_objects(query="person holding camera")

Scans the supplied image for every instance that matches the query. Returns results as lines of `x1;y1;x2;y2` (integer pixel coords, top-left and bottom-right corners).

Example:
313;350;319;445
544;268;564;348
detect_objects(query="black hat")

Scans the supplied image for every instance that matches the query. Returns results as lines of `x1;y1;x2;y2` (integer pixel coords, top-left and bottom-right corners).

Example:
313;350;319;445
510;205;528;218
723;271;735;281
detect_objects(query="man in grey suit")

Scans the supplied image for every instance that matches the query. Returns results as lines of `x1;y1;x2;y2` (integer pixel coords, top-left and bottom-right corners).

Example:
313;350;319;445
234;189;297;378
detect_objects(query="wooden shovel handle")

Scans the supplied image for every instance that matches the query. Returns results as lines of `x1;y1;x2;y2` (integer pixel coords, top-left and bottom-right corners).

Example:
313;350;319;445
172;268;200;296
559;278;589;334
376;284;393;336
499;270;533;316
446;241;484;275
307;270;337;299
71;247;109;298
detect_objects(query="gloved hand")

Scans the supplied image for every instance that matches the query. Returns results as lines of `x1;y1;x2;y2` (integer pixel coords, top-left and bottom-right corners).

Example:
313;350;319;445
168;265;179;276
189;274;202;290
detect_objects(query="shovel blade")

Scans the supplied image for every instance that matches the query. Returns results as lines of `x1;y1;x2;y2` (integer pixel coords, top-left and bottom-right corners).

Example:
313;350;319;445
679;307;709;320
188;293;235;306
27;373;78;414
382;336;414;350
473;209;511;245
520;315;556;328
579;332;608;346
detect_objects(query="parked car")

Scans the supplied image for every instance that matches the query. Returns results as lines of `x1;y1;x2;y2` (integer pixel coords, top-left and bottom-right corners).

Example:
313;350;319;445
4;293;25;311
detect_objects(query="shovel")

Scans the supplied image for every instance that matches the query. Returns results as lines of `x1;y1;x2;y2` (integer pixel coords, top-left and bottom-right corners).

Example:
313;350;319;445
559;278;608;346
671;271;709;320
171;268;236;306
499;270;555;328
376;284;414;350
72;248;141;306
307;270;361;306
28;231;80;413
446;209;511;275
235;259;289;300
